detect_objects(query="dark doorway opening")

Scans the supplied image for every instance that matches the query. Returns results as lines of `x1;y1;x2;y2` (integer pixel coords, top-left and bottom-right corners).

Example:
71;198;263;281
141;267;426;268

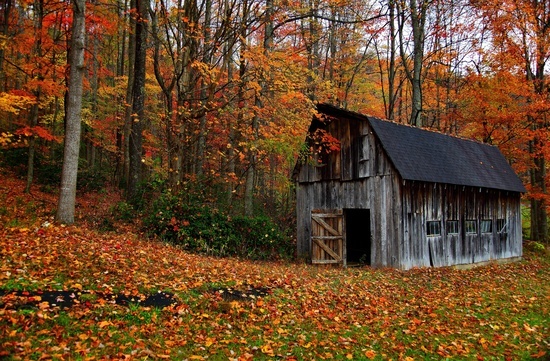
345;209;371;265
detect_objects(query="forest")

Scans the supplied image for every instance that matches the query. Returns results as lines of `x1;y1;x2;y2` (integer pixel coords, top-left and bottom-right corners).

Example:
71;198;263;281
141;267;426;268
1;0;550;358
0;0;549;243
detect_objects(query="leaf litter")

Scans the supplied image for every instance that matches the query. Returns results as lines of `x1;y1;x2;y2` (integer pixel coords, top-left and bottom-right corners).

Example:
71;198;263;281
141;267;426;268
0;173;549;360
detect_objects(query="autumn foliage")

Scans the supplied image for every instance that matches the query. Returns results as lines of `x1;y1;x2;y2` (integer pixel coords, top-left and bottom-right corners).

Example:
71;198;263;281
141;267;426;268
0;0;549;239
0;170;549;360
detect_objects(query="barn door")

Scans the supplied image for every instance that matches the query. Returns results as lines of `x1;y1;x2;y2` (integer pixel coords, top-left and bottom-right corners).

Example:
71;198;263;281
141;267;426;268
311;209;344;265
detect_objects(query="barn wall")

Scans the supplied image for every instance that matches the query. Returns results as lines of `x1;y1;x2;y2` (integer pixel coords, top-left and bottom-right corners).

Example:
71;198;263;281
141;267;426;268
401;183;523;269
296;116;404;268
296;175;403;268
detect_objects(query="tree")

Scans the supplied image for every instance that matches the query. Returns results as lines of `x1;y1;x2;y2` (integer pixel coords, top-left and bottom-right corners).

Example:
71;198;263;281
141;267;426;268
397;0;429;126
471;0;550;242
126;0;148;202
56;0;85;224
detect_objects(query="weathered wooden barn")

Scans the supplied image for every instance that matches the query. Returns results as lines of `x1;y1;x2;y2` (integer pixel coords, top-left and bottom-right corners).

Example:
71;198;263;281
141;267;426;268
294;104;526;269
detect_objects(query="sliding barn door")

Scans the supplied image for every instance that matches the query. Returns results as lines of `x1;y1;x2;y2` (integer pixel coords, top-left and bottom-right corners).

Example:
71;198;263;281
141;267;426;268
311;209;344;264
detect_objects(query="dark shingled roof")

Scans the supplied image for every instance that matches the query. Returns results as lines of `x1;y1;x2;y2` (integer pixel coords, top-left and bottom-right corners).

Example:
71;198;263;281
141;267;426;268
368;117;526;192
316;104;526;193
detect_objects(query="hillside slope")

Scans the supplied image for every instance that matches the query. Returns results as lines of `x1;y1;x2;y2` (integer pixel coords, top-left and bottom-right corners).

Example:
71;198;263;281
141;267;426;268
0;170;549;360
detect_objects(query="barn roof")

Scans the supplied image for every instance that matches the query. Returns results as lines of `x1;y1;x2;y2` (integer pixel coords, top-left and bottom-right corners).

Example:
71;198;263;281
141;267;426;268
316;103;526;193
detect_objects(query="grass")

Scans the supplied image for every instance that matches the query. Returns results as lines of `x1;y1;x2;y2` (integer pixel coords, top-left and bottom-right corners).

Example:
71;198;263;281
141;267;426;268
1;229;548;361
0;174;549;360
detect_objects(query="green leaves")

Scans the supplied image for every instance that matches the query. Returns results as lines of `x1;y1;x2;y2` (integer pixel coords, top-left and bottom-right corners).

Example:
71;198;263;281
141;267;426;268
143;192;293;260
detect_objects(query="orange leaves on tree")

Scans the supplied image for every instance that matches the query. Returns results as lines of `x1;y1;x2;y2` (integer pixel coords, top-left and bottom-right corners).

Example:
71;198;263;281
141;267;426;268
15;125;60;143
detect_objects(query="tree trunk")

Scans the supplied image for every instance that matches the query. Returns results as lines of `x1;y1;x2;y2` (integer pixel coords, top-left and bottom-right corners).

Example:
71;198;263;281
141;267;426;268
150;4;178;188
0;0;13;91
126;0;148;202
196;0;212;177
387;0;396;120
530;152;548;242
398;0;427;127
25;0;44;193
56;0;85;224
122;0;135;188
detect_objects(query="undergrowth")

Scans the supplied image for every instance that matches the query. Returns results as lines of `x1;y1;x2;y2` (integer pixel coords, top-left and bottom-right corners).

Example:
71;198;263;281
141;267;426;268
143;191;294;260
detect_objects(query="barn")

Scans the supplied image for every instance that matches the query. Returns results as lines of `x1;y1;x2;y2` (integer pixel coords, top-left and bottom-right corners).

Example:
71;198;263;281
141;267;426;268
294;103;526;269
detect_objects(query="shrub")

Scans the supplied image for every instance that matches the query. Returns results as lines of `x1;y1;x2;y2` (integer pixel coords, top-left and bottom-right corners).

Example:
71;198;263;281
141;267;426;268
77;166;109;192
527;241;546;254
144;192;294;260
111;201;135;222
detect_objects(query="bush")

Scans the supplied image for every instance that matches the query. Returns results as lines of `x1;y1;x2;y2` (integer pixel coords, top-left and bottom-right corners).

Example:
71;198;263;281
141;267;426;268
527;241;546;254
77;166;109;192
111;201;135;222
143;192;294;260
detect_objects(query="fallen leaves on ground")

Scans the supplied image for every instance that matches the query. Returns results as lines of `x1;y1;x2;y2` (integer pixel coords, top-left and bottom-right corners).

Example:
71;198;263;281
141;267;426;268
0;173;549;360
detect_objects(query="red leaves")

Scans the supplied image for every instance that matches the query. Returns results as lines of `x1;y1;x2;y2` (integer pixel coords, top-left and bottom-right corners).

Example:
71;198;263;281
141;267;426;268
1;172;549;359
15;125;60;143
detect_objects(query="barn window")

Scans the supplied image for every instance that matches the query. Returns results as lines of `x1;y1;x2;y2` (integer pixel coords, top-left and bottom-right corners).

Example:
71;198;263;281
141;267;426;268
496;219;507;233
465;220;477;234
446;220;459;235
427;221;441;236
481;220;492;233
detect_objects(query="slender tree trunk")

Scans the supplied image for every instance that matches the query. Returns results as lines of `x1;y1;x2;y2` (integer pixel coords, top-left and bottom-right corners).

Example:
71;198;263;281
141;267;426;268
25;101;39;193
56;0;85;224
0;0;13;91
527;4;549;243
25;0;44;193
387;0;397;120
305;0;320;101
196;0;212;177
224;38;236;205
126;0;148;202
398;0;427;127
123;0;135;188
150;5;178;188
114;0;129;186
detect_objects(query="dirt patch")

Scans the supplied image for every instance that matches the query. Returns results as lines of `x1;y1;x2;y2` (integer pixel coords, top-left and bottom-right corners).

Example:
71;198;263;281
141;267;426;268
0;289;177;310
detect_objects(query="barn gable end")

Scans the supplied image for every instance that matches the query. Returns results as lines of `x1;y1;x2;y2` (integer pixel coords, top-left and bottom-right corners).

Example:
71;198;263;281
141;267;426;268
295;104;525;269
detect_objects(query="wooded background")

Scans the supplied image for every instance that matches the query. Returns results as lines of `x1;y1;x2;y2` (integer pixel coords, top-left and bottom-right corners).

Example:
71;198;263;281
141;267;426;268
0;0;548;242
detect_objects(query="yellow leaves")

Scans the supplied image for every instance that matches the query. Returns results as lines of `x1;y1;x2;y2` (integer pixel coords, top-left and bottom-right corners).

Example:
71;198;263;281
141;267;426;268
98;320;112;328
38;301;50;310
260;343;275;356
0;132;14;147
523;323;537;333
204;337;216;347
0;91;36;114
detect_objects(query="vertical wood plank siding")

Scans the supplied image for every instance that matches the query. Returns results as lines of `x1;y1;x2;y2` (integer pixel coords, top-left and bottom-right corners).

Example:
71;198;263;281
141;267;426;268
296;114;523;269
400;183;522;268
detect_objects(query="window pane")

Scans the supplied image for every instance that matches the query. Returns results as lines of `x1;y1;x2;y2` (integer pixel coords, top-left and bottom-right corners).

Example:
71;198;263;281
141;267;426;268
497;219;507;233
446;220;459;235
465;220;477;234
481;220;492;233
427;221;441;236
